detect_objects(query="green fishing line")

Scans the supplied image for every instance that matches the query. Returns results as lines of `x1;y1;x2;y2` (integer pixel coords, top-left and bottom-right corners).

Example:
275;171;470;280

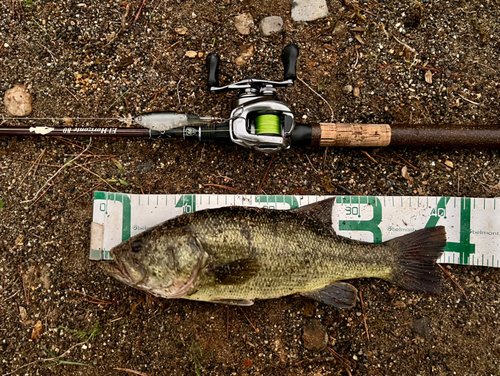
255;114;280;135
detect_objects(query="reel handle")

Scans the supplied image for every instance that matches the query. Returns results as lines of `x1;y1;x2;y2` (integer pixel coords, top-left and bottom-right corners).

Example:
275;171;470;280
281;44;299;81
206;53;220;91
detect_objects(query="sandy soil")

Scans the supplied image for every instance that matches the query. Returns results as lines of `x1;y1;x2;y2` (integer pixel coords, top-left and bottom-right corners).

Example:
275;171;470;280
1;0;500;375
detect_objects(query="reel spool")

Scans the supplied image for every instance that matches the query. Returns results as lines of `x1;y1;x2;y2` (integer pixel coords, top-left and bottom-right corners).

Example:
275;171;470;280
255;114;281;135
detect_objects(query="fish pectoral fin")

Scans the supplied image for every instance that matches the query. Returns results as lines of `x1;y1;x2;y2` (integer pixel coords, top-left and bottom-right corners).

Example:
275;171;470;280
208;258;260;285
209;299;254;306
301;282;358;309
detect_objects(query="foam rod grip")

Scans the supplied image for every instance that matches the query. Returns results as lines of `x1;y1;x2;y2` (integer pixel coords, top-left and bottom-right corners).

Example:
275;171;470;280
281;44;299;81
206;53;220;90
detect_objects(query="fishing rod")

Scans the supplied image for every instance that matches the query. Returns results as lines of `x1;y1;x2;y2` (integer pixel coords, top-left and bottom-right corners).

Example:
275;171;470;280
1;44;499;153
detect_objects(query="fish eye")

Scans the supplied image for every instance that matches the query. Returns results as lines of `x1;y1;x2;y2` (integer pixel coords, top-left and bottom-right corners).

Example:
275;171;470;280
132;240;143;253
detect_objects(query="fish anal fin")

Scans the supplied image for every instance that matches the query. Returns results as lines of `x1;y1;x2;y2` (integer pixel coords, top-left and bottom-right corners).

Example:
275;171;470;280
302;282;358;309
209;258;260;285
209;299;254;306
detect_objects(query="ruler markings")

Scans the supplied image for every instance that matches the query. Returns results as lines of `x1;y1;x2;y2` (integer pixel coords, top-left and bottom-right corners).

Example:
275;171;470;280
92;193;500;266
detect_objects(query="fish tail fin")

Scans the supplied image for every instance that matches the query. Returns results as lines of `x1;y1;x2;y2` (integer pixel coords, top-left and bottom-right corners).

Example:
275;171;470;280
386;226;446;294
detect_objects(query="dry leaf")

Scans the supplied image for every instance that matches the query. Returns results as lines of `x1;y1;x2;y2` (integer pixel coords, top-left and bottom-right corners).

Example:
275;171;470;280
425;70;433;84
31;321;43;342
354;34;365;45
401;166;414;186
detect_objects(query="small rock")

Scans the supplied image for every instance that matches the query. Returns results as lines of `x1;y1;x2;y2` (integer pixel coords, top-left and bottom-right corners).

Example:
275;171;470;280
174;27;187;35
234;13;254;35
425;70;433;84
343;85;353;94
291;0;329;22
185;51;198;58
259;16;283;36
444;160;454;168
4;84;33;116
394;300;407;309
413;317;431;340
353;87;360;97
302;319;329;352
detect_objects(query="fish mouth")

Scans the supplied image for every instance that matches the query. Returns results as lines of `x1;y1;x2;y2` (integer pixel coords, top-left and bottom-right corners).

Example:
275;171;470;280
101;259;145;286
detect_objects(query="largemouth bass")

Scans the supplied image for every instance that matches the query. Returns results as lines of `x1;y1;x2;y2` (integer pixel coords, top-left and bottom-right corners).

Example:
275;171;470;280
102;198;446;308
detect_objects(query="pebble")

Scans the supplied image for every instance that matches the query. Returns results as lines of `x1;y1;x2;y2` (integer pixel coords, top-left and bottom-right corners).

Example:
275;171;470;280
235;43;255;66
302;319;329;352
259;16;283;36
185;51;198;58
291;0;329;22
412;317;431;340
333;21;349;37
4;84;33;116
343;84;353;94
234;13;254;35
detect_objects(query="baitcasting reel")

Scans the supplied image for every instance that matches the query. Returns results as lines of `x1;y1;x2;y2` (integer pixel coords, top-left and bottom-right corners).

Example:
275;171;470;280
206;44;299;153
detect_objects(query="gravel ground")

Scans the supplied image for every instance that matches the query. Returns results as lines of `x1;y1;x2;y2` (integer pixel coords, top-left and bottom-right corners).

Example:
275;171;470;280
1;0;500;375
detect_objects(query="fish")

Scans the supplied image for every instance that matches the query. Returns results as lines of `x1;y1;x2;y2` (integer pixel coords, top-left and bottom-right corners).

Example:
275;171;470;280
101;198;446;308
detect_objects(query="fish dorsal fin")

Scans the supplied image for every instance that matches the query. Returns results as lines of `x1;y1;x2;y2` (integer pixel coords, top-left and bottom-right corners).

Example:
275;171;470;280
291;197;335;228
208;258;260;285
301;282;358;309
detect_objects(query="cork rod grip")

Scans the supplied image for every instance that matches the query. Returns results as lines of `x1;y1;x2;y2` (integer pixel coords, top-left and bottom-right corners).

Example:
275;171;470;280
312;123;391;147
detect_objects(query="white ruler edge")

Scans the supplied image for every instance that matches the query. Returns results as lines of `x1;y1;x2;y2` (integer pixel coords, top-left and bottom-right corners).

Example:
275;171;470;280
90;193;500;268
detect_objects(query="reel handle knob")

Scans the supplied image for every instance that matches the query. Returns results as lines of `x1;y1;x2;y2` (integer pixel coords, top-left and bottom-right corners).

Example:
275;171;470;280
281;44;299;81
206;53;221;91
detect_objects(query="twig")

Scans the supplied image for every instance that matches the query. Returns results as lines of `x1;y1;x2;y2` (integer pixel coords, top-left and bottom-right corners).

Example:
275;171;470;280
21;140;92;204
359;7;377;16
28;174;61;209
18;147;46;186
297;76;334;121
115;368;150;376
0;42;4;52
64;87;81;103
389;150;419;171
176;80;181;105
74;163;119;192
438;264;467;298
71;290;116;305
238;307;259;333
72;182;104;202
134;0;147;23
3;342;86;376
359;291;370;341
305;155;319;174
360;150;377;164
203;183;241;193
226;306;230;339
328;347;352;376
202;16;222;25
393;35;416;54
257;155;275;194
106;88;130;112
20;260;30;305
457;93;480;106
377;154;419;171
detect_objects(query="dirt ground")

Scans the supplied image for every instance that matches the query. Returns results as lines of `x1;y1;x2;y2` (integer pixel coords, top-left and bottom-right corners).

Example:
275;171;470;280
1;0;500;375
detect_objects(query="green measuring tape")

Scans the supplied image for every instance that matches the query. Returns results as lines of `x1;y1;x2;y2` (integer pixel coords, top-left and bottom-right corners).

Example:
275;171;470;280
255;114;280;135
